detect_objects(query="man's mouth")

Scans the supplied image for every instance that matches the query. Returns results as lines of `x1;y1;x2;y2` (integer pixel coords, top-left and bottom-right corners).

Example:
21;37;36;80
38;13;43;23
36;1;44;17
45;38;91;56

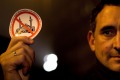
111;56;120;61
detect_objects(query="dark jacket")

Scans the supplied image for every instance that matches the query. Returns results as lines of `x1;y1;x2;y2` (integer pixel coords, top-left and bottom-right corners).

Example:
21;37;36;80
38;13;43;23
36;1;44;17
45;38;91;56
83;60;120;80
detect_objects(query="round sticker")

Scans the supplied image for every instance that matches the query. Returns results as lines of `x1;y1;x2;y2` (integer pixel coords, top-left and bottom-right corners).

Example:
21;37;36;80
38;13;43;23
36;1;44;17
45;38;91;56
9;9;42;39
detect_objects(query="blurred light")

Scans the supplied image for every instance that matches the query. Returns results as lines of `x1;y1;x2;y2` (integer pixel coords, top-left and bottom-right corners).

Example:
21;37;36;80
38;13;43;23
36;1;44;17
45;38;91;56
43;53;58;72
43;61;58;72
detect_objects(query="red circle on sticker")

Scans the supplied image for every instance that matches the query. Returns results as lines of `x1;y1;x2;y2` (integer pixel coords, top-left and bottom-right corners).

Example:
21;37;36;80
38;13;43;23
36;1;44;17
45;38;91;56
9;9;42;39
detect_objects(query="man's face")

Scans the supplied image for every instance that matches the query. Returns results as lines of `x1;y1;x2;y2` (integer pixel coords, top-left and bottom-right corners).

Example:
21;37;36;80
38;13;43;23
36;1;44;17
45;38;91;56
88;5;120;72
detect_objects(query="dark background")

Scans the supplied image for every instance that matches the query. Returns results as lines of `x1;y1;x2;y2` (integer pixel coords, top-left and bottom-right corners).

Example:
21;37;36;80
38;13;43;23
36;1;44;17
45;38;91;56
0;0;99;80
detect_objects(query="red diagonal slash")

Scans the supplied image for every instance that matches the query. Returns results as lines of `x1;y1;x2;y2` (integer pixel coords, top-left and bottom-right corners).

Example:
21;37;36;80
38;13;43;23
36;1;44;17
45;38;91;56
15;18;34;35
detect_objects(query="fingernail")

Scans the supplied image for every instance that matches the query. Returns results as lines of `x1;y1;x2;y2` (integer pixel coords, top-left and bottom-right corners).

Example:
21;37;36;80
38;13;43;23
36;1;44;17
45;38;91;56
28;38;33;42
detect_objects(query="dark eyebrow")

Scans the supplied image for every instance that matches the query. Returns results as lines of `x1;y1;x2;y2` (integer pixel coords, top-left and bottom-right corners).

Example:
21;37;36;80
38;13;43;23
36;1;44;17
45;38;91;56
100;25;115;32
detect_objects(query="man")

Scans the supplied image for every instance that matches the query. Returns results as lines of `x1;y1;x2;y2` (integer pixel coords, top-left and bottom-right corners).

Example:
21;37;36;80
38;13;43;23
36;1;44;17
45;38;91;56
0;36;35;80
86;0;120;79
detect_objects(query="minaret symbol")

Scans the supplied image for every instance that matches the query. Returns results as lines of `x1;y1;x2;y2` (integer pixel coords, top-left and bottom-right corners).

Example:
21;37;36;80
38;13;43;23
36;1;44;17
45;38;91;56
19;17;21;28
29;16;32;27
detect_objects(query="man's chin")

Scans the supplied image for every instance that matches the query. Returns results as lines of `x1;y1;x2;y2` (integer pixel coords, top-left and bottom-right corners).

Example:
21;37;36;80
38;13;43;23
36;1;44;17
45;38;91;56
108;63;120;72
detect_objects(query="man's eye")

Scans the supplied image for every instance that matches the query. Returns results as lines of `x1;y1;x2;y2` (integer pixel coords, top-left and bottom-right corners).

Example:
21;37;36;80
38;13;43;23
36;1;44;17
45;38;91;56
102;29;116;37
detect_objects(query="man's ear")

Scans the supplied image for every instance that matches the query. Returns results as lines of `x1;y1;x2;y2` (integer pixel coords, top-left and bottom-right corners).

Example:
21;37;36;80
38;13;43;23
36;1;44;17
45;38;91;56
87;31;95;51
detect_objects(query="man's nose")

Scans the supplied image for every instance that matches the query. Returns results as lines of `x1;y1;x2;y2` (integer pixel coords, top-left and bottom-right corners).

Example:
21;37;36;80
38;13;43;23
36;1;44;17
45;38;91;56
114;32;120;51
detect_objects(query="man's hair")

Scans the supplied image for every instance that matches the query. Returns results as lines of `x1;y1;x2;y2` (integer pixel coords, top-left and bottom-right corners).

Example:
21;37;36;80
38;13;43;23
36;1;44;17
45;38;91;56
90;0;120;33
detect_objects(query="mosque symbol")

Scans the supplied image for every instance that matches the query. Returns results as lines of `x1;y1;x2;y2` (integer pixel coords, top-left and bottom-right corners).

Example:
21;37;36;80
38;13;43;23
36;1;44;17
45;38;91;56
16;16;35;34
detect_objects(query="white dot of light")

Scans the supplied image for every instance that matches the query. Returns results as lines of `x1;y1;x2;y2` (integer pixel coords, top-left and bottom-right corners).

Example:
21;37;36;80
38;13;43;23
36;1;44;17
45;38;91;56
43;61;58;72
43;53;58;72
47;54;58;62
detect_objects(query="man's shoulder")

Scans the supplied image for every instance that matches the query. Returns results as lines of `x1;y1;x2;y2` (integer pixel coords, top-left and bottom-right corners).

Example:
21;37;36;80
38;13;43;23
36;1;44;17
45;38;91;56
81;63;103;80
82;68;98;80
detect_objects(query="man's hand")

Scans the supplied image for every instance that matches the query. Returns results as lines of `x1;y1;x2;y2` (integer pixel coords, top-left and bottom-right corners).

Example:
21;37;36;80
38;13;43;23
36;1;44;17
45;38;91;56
0;36;35;80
